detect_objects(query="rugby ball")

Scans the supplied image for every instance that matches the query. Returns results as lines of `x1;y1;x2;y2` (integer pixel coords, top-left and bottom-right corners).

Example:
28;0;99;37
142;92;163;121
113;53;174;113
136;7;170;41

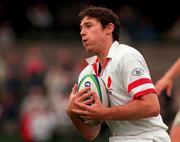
78;74;109;125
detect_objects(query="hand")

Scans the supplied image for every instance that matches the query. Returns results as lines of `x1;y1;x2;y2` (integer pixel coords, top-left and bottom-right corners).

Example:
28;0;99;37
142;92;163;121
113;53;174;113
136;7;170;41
155;77;173;96
71;91;108;121
66;83;93;117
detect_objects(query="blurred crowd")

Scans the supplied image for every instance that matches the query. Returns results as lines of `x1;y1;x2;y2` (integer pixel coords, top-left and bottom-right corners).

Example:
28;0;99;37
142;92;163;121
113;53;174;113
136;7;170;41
0;43;178;142
0;45;87;142
0;0;179;43
0;1;179;142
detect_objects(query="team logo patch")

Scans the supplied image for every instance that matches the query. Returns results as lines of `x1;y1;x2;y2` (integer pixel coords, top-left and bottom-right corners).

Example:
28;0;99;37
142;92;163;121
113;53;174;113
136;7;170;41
131;68;144;76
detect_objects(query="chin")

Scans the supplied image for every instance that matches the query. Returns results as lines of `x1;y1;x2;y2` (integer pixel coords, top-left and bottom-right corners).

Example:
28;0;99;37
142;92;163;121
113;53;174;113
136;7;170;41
84;45;96;54
86;48;95;54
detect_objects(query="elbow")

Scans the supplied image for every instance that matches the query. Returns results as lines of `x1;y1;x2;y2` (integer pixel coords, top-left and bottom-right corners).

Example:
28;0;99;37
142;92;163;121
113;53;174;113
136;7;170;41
84;133;97;140
83;125;100;140
145;93;160;117
151;104;160;117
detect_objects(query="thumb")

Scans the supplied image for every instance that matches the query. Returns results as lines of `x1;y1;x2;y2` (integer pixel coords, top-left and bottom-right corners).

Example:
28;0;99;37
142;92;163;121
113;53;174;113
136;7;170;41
72;83;78;94
92;91;100;103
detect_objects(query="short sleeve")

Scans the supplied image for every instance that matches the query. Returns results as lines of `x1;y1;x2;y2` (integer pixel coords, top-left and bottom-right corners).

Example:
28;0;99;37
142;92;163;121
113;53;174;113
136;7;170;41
121;54;156;100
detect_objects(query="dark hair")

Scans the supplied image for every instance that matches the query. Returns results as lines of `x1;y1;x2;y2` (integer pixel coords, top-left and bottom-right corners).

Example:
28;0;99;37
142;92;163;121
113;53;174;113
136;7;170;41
79;6;120;41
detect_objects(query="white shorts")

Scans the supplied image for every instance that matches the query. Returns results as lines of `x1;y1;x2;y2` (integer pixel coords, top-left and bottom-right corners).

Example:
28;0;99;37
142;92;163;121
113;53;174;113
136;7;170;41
109;129;171;142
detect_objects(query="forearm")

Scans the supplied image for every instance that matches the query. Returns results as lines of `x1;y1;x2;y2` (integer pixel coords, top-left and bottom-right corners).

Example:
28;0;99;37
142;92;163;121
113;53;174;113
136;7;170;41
66;84;101;140
69;113;101;140
105;93;160;121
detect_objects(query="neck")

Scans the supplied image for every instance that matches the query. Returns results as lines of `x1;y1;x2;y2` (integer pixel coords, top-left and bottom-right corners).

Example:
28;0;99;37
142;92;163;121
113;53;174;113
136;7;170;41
98;39;114;65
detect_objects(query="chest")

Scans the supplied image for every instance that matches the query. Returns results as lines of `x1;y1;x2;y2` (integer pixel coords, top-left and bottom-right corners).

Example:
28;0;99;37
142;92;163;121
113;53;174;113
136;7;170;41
89;61;131;105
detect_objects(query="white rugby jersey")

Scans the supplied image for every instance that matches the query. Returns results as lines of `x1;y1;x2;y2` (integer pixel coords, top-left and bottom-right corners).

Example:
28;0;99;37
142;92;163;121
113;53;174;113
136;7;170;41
78;41;168;136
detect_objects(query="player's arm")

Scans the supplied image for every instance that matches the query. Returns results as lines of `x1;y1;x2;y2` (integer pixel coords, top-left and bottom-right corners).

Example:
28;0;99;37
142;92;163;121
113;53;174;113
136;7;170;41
170;110;180;142
105;92;160;120
155;57;180;96
70;56;160;121
72;91;159;121
104;57;160;120
66;84;101;140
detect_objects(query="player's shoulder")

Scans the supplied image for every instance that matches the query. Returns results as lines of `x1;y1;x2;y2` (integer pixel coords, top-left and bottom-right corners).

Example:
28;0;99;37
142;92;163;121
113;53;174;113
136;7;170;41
119;44;141;55
114;43;145;67
112;43;141;60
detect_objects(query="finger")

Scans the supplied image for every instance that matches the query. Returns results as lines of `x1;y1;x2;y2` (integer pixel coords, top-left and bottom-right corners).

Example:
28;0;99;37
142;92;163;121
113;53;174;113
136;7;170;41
84;119;93;124
72;108;89;116
78;91;94;102
155;85;164;96
77;87;90;96
72;83;78;94
83;97;94;105
84;119;99;125
91;91;101;103
75;102;91;111
92;91;98;99
84;119;101;124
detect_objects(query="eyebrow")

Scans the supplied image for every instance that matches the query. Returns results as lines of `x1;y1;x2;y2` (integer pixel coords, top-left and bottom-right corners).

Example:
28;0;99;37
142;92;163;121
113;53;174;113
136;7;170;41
80;21;92;30
80;21;92;26
81;19;99;28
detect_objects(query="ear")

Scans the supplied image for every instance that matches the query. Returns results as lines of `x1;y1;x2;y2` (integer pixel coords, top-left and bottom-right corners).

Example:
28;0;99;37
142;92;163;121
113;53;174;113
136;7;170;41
105;23;114;34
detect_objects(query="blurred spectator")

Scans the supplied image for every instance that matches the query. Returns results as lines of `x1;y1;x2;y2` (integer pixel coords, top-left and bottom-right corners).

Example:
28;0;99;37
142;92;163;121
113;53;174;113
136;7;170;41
164;16;180;41
44;64;69;97
2;93;17;120
0;21;15;47
5;50;22;97
20;85;56;142
118;5;160;42
48;93;74;137
55;0;81;30
57;49;74;72
117;5;140;41
56;49;75;90
0;103;2;119
0;55;7;90
22;47;46;93
26;2;53;29
136;16;160;41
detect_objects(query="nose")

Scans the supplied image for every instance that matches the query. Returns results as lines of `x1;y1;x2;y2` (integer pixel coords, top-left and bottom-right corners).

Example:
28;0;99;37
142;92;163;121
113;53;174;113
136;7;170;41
80;28;86;36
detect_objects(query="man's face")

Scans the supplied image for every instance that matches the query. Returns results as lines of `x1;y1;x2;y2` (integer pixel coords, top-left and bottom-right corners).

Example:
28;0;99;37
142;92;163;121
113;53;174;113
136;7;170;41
80;16;106;53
